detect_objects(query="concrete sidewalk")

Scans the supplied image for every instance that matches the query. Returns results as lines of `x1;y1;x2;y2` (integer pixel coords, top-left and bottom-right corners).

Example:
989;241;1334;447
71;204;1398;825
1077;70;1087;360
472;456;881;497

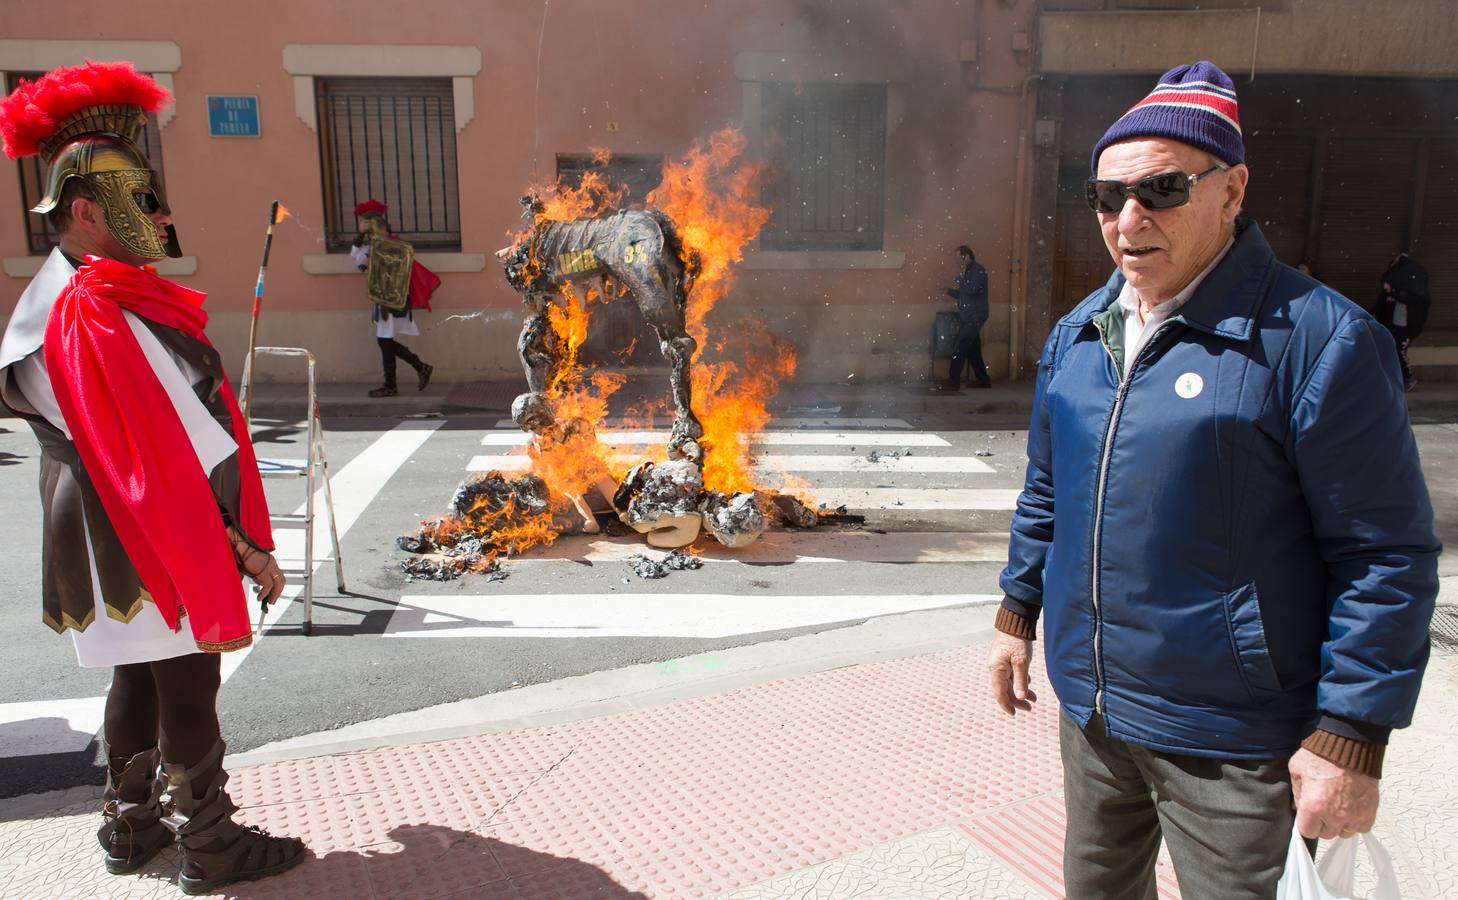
2;622;1454;898
236;377;1458;423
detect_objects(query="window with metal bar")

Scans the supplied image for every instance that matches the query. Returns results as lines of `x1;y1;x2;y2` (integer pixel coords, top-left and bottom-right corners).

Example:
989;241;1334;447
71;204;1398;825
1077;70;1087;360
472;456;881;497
315;76;461;252
6;71;168;255
556;153;665;205
1041;0;1281;9
759;82;886;252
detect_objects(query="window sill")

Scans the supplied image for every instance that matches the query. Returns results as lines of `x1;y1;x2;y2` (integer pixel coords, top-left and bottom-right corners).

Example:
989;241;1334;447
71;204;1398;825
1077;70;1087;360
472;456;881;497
4;255;198;278
302;252;487;275
740;250;906;271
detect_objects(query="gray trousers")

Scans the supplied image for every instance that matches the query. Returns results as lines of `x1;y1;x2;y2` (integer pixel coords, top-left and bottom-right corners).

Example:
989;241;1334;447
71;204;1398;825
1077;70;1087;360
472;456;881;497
1061;712;1296;899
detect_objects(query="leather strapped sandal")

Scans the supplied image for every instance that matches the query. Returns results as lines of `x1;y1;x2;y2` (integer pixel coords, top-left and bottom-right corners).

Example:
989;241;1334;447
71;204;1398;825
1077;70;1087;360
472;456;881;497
97;745;175;874
161;739;306;895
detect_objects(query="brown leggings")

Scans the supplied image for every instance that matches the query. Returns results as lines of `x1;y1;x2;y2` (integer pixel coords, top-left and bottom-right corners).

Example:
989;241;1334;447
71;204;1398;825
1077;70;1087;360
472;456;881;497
105;652;223;786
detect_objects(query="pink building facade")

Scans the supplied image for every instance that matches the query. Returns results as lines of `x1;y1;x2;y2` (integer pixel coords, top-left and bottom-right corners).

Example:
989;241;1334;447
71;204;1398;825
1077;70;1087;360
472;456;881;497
1;1;1036;385
8;1;1458;385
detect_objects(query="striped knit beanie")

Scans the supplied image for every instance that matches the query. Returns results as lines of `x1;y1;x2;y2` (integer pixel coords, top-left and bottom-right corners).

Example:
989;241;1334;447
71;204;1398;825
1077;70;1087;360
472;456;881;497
1091;61;1244;173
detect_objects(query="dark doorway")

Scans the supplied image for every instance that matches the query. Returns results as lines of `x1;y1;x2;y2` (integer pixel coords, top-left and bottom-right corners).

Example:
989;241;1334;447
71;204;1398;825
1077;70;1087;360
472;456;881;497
1039;75;1458;336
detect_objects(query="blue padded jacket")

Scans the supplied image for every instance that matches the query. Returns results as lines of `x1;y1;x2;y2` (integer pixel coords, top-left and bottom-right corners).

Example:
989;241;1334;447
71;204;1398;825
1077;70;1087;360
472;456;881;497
1000;220;1440;759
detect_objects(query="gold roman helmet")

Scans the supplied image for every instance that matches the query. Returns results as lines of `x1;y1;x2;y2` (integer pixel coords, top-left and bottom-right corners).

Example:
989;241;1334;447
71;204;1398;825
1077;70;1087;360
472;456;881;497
0;62;180;259
33;105;179;259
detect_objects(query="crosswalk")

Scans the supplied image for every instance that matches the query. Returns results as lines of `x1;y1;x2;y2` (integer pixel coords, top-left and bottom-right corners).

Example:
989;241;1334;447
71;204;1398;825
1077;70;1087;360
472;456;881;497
468;417;1017;512
382;414;1021;641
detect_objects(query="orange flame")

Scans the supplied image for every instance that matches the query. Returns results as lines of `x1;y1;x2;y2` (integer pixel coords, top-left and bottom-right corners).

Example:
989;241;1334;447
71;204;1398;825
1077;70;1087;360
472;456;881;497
646;129;796;496
417;497;559;571
457;128;798;566
647;129;772;348
695;323;798;494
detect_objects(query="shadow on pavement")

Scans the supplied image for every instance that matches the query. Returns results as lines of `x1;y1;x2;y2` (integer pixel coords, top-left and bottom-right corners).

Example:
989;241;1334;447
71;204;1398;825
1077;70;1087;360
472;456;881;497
193;823;645;899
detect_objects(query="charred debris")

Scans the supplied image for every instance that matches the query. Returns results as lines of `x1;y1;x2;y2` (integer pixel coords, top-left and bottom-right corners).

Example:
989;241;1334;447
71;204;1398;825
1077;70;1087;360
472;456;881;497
398;469;861;582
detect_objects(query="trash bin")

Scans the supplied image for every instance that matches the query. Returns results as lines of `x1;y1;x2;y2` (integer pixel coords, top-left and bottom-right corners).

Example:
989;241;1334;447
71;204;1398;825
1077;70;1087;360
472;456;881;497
930;310;961;382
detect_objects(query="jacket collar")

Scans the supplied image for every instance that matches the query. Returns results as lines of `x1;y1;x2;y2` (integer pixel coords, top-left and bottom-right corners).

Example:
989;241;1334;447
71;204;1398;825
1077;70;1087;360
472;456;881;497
1065;219;1275;341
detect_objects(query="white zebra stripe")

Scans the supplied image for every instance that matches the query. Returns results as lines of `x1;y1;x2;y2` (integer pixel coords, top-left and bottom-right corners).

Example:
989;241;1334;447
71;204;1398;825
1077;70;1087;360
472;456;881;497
479;430;950;448
466;453;995;475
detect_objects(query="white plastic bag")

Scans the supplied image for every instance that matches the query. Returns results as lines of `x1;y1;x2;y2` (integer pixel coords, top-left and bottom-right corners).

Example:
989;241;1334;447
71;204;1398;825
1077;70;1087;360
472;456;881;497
1275;825;1402;900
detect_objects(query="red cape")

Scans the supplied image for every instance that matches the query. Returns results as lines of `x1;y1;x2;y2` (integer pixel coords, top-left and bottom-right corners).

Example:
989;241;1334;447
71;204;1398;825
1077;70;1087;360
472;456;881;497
409;260;440;312
44;257;273;652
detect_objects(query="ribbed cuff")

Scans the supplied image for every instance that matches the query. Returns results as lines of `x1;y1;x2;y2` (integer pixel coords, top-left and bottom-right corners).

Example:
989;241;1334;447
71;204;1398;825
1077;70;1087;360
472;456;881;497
995;606;1037;641
1316;713;1392;745
1300;729;1385;779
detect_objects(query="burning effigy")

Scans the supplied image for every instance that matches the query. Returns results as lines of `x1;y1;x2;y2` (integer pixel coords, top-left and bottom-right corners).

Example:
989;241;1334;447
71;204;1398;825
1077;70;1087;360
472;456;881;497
399;130;841;580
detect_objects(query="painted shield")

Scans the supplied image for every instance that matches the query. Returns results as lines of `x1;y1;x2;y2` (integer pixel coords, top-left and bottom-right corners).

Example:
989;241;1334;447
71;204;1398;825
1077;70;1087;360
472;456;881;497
366;236;414;312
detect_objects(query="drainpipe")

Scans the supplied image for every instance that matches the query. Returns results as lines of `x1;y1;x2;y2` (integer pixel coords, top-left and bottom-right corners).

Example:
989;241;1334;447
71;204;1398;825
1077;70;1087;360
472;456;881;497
964;0;1039;380
1007;72;1039;382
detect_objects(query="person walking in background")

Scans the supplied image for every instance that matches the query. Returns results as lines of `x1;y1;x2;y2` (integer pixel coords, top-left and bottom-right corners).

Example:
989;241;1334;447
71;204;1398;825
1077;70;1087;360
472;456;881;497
0;62;304;893
1374;252;1430;391
351;199;439;398
940;244;991;390
986;60;1438;897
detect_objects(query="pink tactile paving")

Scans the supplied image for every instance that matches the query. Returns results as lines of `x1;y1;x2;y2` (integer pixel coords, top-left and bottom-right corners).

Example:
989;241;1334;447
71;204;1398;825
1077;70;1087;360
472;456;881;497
959;792;1184;899
212;641;1067;899
0;642;1063;899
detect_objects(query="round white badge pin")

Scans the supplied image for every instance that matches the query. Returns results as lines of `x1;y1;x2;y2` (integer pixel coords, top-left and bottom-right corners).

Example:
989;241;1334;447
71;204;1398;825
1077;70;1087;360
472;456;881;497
1175;373;1204;399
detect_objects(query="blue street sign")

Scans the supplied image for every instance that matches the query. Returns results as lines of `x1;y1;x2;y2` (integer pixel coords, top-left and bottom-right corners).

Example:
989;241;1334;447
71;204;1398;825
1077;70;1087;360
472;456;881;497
206;95;260;138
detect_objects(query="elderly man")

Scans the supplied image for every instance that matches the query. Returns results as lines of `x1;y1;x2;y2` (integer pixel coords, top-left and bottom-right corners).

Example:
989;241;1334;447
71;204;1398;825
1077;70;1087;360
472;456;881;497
0;63;303;892
987;61;1438;898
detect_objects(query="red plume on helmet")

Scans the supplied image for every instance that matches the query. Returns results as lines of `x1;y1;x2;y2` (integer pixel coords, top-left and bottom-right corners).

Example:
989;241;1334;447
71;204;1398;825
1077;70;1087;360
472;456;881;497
354;199;388;218
0;60;172;161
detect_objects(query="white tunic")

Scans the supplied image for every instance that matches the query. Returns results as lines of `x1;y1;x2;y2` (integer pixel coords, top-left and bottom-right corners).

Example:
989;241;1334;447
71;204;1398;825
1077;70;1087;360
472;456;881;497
8;253;240;666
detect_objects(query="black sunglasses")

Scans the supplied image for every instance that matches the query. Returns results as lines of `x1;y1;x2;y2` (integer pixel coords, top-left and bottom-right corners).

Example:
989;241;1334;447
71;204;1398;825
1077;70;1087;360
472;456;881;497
1085;164;1227;214
132;190;162;214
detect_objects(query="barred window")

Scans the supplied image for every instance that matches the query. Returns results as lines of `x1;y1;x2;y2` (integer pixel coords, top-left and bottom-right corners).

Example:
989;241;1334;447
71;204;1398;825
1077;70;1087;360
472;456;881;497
7;71;167;255
1041;0;1280;9
556;153;665;204
759;82;886;252
316;77;461;252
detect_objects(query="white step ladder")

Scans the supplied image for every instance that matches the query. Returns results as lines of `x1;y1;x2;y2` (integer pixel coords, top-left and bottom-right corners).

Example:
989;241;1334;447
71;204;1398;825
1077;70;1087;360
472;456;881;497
238;346;345;636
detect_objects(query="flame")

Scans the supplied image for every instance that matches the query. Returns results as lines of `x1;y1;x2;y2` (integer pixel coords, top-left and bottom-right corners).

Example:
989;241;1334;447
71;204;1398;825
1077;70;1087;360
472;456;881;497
272;202;290;224
647;129;771;347
421;126;802;574
534;284;625;501
416;497;559;572
695;323;798;495
646;129;795;496
536;169;627;223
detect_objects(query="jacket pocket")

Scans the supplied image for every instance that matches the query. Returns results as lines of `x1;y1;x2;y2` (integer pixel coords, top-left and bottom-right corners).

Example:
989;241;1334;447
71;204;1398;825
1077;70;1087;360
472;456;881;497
1223;582;1283;702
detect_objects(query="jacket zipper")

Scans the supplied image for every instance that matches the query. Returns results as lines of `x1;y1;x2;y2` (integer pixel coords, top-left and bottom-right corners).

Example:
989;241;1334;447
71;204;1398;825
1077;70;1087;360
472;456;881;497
1090;321;1175;715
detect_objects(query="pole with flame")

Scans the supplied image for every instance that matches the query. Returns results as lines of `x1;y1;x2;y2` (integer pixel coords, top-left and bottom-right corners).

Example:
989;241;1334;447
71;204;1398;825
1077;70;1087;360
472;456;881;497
239;200;289;424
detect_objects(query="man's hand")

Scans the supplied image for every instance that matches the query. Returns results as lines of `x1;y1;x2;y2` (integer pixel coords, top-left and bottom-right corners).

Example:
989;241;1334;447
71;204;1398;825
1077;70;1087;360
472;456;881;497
244;551;286;607
987;632;1037;715
1290;747;1380;839
228;527;286;607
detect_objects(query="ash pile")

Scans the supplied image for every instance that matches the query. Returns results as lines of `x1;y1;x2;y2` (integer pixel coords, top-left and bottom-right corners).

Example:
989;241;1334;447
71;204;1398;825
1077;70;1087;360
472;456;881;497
396;472;555;581
398;465;855;581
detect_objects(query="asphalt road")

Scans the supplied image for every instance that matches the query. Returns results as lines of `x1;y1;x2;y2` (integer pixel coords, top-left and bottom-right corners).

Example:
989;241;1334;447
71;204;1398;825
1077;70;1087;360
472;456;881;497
0;408;1042;796
4;408;1455;797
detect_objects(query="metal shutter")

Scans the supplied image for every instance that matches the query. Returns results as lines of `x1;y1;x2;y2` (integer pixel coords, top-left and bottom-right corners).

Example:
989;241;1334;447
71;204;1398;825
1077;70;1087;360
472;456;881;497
1315;138;1417;305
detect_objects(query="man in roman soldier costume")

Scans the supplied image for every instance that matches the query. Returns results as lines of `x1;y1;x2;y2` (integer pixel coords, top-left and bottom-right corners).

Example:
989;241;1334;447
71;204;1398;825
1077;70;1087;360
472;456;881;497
0;62;305;892
350;198;439;397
